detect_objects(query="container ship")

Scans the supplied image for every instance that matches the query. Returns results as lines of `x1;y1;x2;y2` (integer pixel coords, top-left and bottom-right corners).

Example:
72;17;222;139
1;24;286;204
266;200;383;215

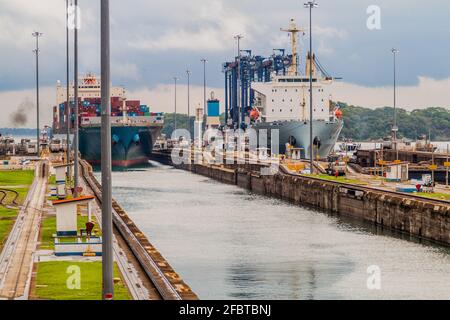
52;73;164;167
223;19;343;158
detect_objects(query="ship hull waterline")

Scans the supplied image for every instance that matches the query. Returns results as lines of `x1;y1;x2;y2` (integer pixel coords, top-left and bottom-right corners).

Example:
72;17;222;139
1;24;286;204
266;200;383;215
253;119;343;159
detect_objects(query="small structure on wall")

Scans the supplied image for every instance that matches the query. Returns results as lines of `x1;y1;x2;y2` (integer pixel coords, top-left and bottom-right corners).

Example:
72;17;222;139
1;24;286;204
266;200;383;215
52;195;102;256
53;162;74;199
384;161;409;182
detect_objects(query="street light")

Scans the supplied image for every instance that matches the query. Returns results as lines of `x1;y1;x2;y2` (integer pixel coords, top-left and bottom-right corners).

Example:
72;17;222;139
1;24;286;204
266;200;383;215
233;35;243;128
304;1;318;173
391;48;399;160
173;77;179;132
73;0;80;195
186;70;191;137
200;59;207;117
66;0;71;176
32;31;43;156
100;0;114;300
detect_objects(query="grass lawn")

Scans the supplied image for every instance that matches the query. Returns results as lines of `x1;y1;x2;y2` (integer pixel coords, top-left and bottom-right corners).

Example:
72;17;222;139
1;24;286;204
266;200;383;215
0;169;34;186
33;261;131;300
0;219;14;250
415;192;450;201
48;174;56;185
0;170;34;252
303;174;367;185
40;214;101;250
0;206;17;219
0;207;17;250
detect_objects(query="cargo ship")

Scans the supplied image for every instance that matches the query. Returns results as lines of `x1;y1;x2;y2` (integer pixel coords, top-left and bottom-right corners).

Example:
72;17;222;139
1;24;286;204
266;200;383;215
223;19;343;158
52;73;164;167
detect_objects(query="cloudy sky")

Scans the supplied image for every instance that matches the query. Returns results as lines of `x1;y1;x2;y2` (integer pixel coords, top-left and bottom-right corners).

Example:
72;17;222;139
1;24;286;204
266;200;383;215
0;0;449;127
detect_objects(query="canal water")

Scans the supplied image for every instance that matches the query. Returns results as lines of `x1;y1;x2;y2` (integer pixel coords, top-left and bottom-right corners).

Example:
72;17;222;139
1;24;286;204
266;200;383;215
97;162;450;300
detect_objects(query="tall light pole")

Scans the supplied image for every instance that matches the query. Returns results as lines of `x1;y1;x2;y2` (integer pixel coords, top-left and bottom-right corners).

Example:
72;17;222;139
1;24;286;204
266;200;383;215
200;59;207;117
391;48;399;161
73;0;79;194
173;77;179;132
66;0;71;175
186;70;191;137
32;31;43;156
234;35;243;128
304;1;318;173
101;0;113;300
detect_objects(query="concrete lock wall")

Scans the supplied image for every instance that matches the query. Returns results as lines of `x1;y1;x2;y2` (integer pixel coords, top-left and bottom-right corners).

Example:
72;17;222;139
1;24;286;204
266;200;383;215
172;161;450;246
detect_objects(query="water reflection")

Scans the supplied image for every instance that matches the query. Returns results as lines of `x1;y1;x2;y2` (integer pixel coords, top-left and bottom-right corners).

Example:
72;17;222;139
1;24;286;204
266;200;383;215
97;162;450;299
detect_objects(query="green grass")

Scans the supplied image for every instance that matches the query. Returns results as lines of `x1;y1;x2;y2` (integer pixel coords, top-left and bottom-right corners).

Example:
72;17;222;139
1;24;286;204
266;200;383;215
0;206;17;219
40;214;101;250
33;261;131;300
0;170;34;253
0;219;14;250
48;175;56;185
0;169;34;186
415;192;450;201
0;202;17;250
303;174;367;185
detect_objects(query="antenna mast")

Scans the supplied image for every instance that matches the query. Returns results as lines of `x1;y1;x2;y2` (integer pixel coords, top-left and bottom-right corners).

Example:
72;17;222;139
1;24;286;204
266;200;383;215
280;19;305;76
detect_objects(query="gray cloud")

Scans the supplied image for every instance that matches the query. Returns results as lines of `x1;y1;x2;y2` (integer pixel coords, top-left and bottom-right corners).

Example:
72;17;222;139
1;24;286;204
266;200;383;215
0;0;449;128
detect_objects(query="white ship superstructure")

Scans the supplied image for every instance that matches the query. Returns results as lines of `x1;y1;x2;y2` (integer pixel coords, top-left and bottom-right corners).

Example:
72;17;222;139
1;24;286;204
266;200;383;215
250;19;343;158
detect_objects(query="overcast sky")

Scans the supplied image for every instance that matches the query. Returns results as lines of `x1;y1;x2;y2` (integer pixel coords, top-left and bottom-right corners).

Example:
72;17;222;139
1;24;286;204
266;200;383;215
1;0;450;127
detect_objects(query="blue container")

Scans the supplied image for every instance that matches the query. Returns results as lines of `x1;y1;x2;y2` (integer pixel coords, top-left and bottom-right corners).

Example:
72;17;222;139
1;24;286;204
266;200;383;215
207;100;220;117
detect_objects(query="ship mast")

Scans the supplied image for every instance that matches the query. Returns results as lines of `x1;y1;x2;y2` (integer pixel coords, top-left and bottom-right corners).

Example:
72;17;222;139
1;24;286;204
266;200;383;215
280;19;305;76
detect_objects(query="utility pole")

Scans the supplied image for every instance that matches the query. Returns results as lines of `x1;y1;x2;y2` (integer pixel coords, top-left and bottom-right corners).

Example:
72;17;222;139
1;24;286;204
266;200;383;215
391;48;399;161
101;0;113;300
234;35;243;129
304;1;318;173
66;0;71;177
200;59;207;117
186;70;191;137
173;77;179;132
32;31;43;156
73;0;79;195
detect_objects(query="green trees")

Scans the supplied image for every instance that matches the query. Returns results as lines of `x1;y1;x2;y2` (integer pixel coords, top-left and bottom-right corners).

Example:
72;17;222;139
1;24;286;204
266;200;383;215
339;103;450;141
160;105;450;141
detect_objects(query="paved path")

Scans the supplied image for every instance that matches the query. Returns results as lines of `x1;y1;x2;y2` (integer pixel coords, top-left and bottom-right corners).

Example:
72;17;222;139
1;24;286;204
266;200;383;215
0;162;47;299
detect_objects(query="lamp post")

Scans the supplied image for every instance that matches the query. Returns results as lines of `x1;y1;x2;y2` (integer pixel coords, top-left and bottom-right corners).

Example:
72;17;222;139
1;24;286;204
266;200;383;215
174;77;179;132
186;70;191;137
304;1;318;173
66;0;71;176
73;0;79;195
200;59;207;117
234;35;243;128
391;48;399;161
100;0;113;300
32;31;43;156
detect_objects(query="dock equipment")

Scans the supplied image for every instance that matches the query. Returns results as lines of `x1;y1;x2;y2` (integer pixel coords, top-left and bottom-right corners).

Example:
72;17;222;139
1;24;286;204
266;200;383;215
223;50;293;129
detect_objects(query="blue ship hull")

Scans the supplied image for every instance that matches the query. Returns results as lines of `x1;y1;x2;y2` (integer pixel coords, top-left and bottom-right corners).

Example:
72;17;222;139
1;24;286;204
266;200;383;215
79;125;162;167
